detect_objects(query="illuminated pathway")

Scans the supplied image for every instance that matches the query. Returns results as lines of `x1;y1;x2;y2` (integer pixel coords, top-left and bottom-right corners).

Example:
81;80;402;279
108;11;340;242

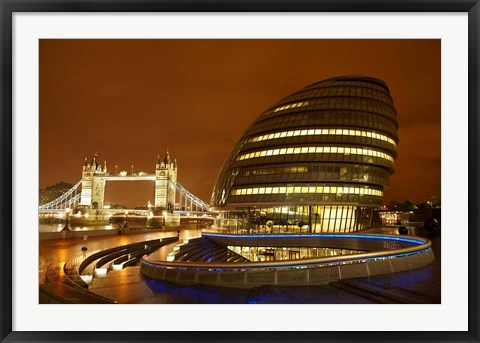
39;228;205;280
39;229;205;297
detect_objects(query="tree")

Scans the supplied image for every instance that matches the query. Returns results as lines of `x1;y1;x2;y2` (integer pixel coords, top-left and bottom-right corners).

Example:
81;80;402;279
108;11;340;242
400;200;417;211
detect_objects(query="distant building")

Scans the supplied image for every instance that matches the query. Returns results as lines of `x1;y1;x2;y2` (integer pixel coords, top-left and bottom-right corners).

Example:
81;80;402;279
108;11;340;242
211;75;399;233
39;182;73;205
376;208;441;227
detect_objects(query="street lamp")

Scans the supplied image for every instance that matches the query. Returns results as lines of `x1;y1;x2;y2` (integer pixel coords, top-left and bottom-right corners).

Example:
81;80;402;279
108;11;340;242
124;210;129;228
147;202;154;229
62;208;71;231
162;210;167;229
148;201;153;215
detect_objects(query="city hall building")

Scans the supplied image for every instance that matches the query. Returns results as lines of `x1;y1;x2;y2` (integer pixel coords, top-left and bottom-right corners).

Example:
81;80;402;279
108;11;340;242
141;76;435;288
211;75;399;233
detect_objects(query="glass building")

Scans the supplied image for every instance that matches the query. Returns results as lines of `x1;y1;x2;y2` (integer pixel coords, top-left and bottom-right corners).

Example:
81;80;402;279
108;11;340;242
211;76;399;233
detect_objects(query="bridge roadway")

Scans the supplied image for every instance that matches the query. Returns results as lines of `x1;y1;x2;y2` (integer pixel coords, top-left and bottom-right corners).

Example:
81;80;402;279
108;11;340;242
92;174;156;181
39;227;441;304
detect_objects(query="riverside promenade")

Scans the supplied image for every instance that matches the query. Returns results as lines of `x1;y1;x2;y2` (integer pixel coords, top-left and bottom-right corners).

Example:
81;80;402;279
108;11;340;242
39;227;204;302
39;226;441;304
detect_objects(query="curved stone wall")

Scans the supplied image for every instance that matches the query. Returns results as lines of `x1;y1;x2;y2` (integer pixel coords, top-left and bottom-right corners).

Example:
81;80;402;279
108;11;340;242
141;234;434;288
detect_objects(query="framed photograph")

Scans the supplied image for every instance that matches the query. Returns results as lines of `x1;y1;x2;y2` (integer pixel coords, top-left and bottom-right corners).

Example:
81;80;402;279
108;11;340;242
1;1;479;342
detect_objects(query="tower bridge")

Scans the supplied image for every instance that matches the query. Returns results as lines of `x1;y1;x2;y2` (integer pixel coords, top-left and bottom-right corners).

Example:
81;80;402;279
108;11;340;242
39;151;212;215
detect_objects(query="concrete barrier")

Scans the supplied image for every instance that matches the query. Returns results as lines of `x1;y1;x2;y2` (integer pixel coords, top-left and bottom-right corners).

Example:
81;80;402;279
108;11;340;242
140;233;435;288
140;249;435;288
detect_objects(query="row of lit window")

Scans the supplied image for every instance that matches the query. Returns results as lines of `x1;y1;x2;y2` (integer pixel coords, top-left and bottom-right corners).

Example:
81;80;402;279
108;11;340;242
273;101;310;113
264;98;395;121
252;112;398;137
244;166;308;176
240;164;390;177
237;146;394;162
283;85;393;107
311;80;389;93
248;128;396;145
283;92;393;107
231;186;383;197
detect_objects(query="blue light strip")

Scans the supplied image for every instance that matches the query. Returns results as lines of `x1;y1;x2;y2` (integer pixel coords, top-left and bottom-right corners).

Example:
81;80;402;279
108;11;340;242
141;247;431;271
203;232;426;245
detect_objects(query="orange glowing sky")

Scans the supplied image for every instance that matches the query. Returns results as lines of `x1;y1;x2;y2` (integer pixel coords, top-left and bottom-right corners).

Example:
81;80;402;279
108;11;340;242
40;39;440;207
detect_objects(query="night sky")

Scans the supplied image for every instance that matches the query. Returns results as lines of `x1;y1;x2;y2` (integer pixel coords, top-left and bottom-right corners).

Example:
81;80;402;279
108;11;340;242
40;39;440;208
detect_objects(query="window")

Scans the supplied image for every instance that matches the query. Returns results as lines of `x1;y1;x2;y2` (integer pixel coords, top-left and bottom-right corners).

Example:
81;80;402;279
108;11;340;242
247;127;396;145
273;101;310;113
237;146;394;162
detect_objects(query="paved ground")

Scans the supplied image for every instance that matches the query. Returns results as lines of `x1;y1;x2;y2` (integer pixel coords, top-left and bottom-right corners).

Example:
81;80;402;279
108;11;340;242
39;228;203;284
39;226;441;304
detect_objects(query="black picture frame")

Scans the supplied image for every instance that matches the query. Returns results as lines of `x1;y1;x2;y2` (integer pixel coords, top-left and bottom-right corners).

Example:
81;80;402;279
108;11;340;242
1;1;479;342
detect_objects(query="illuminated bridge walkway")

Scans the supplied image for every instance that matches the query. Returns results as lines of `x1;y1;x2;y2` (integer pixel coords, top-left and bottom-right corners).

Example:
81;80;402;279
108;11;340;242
39;178;211;214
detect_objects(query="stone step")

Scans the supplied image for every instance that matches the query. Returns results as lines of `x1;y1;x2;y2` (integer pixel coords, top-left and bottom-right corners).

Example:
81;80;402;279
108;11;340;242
329;281;402;304
40;282;116;304
338;279;439;304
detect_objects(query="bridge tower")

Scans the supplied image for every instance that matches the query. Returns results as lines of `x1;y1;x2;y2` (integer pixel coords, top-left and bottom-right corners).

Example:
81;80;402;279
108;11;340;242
155;150;177;211
80;153;108;209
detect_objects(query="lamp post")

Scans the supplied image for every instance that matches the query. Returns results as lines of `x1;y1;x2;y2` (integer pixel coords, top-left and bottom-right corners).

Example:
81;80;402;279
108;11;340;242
61;208;71;240
62;208;71;231
162;210;167;229
124;210;129;228
146;201;153;228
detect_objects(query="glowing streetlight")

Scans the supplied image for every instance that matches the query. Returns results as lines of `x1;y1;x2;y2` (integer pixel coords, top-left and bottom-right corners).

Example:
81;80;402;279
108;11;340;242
162;210;168;228
124;210;129;228
62;208;71;231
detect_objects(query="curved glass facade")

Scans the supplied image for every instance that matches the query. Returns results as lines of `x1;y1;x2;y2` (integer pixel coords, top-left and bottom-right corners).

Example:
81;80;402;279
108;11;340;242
211;76;398;233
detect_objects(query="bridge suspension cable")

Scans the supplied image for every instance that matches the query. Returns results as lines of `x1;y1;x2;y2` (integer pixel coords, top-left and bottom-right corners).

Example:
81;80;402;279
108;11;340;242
39;178;211;213
172;180;210;212
39;180;82;210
